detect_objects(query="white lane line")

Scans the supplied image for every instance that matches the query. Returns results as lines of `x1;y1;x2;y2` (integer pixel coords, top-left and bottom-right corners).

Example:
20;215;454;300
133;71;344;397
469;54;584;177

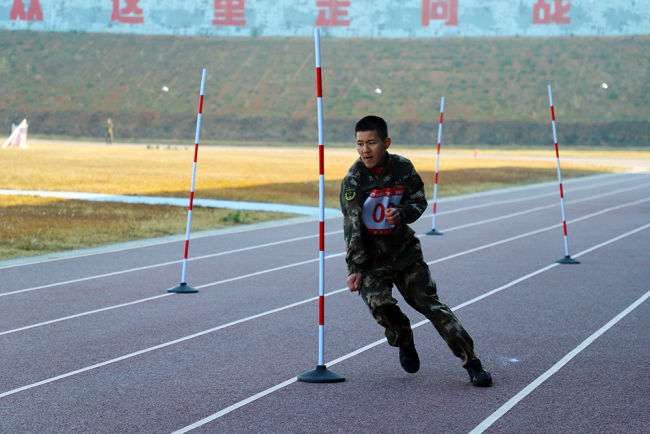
0;294;172;336
171;377;300;434
0;231;336;297
4;197;649;336
1;173;641;271
0;257;324;335
438;182;650;233
0;287;347;399
196;258;319;289
0;216;319;270
446;221;650;317
430;174;647;218
469;286;650;430
572;223;650;260
426;197;650;260
1;259;181;298
170;221;650;434
429;172;637;204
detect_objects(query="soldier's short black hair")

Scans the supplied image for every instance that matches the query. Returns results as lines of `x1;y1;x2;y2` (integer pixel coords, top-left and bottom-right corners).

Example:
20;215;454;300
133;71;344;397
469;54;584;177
355;115;388;141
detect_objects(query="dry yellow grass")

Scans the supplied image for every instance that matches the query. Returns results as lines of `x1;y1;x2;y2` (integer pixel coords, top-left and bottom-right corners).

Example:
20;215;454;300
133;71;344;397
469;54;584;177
0;143;626;196
426;148;650;160
0;144;347;194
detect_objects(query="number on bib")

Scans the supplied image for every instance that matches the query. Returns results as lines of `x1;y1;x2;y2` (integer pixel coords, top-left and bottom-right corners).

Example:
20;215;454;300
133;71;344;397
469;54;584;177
372;203;385;223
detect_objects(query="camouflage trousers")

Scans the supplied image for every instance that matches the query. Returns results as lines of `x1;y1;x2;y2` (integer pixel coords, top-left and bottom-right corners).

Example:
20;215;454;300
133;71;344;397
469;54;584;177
360;260;481;368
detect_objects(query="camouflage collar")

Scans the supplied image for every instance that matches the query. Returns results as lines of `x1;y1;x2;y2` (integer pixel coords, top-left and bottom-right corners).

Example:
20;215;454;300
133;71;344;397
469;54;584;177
369;153;393;175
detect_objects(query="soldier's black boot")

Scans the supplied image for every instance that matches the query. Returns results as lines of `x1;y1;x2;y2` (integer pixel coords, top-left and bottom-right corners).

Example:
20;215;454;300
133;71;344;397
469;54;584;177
399;343;420;373
466;364;493;387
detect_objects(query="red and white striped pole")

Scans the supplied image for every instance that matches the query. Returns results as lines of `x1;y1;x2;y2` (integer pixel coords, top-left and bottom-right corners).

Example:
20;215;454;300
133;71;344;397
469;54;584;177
548;85;579;265
426;96;444;236
297;29;345;383
168;69;207;293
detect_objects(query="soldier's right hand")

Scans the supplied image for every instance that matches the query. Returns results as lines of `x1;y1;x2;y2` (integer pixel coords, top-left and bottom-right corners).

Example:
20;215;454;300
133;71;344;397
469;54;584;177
347;273;362;292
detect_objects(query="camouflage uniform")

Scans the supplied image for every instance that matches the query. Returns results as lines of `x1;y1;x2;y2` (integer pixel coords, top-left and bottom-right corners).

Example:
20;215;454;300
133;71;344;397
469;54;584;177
340;152;481;368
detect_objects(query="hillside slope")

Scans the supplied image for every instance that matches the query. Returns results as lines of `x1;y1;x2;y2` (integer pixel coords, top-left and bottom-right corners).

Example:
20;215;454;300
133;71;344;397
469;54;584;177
1;31;648;144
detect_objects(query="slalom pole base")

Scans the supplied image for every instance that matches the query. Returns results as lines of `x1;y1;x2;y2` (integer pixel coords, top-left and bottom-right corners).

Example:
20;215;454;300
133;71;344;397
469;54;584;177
425;229;443;236
168;283;199;293
556;256;580;264
297;365;345;383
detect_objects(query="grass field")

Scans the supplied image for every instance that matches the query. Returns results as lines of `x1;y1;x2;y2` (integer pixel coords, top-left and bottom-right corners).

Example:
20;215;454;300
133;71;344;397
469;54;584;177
0;143;634;261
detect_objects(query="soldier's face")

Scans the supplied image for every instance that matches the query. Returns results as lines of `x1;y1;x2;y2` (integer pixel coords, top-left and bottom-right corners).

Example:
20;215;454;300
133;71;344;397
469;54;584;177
356;130;391;169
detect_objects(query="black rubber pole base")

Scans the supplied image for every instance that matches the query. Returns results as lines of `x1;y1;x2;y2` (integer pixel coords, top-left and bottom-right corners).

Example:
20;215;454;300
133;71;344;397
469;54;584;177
425;229;443;236
556;256;580;264
168;283;199;293
297;365;345;383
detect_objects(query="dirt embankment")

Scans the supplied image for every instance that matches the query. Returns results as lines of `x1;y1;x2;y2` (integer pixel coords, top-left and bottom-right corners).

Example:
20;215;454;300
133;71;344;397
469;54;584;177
2;31;648;146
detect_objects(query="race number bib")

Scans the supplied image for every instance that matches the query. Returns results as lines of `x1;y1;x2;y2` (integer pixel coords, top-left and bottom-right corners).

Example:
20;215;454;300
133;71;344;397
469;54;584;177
362;187;404;235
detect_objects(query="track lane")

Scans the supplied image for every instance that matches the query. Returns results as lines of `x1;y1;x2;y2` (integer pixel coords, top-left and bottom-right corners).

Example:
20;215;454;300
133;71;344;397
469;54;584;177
2;206;644;430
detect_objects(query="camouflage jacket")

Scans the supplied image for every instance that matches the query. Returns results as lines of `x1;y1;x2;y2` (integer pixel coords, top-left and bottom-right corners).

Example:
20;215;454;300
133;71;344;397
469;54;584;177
340;152;428;276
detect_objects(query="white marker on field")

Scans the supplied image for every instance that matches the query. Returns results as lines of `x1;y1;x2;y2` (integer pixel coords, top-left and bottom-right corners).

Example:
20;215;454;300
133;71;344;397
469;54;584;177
296;28;345;384
548;85;579;264
168;69;207;293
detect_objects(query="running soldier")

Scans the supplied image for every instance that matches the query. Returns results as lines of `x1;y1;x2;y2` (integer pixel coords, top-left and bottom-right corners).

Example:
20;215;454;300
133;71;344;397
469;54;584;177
340;115;492;387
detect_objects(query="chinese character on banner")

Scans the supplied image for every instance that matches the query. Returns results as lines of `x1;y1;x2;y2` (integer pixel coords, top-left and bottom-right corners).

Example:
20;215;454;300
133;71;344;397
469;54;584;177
213;0;246;26
532;0;570;25
315;0;351;27
10;0;43;21
422;0;458;27
111;0;144;24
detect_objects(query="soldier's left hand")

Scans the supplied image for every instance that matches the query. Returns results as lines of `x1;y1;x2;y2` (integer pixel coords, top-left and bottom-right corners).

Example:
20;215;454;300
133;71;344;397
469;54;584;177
386;208;401;225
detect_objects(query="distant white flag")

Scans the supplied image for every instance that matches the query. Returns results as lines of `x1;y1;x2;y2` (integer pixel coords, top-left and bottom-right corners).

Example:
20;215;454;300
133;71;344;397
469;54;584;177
2;119;28;148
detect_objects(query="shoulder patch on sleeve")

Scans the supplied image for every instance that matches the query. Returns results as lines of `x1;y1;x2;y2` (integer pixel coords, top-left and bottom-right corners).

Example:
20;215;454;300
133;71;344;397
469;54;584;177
344;185;357;202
